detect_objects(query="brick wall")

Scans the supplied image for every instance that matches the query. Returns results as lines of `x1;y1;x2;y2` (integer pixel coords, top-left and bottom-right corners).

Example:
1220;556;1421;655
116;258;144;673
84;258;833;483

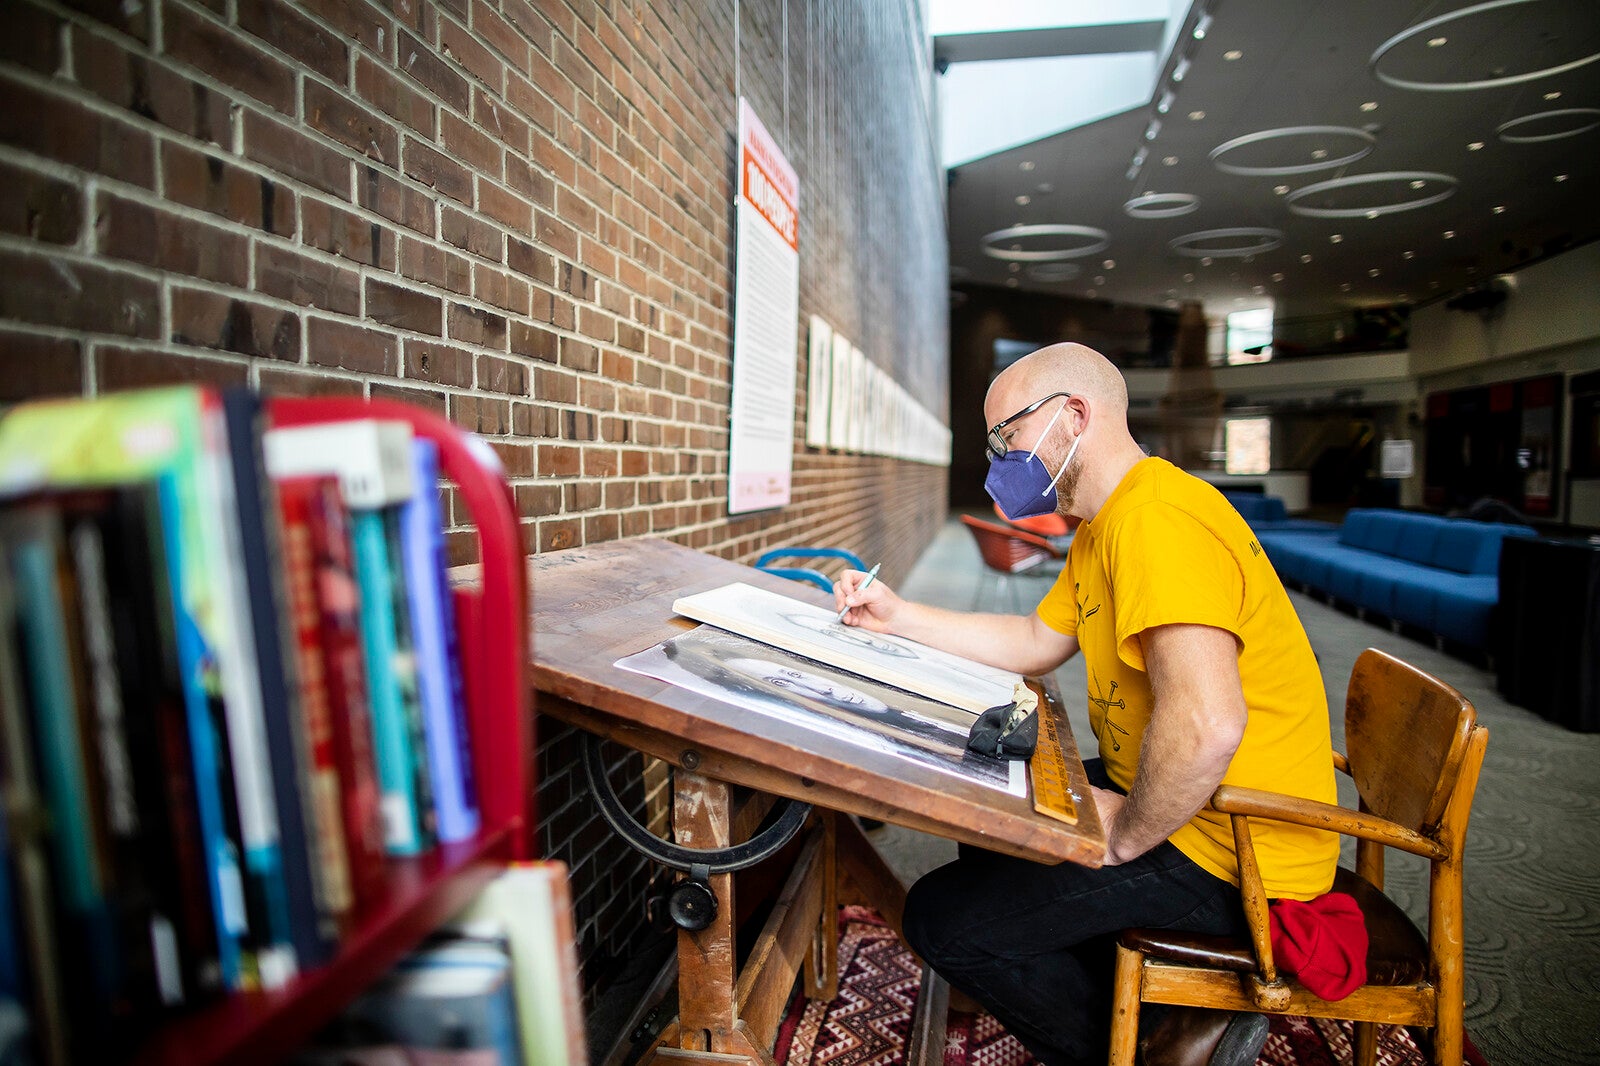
0;0;948;1023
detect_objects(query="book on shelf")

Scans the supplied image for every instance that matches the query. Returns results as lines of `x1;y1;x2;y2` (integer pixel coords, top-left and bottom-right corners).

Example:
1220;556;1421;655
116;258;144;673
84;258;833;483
0;385;508;1064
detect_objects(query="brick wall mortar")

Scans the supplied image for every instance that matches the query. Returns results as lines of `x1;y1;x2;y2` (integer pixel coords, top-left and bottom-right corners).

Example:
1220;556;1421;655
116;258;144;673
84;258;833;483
1;0;948;1018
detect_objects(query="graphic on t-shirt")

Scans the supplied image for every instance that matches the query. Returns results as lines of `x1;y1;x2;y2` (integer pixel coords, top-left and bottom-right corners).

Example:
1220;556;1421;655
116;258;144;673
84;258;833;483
1089;670;1129;752
1074;583;1101;629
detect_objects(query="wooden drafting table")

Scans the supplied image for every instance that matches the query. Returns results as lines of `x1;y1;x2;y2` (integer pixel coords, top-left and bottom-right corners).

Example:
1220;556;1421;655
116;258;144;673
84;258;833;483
530;538;1106;1065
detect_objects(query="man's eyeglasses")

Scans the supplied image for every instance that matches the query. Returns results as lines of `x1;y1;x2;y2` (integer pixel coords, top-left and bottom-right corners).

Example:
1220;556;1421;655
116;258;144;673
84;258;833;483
985;391;1072;461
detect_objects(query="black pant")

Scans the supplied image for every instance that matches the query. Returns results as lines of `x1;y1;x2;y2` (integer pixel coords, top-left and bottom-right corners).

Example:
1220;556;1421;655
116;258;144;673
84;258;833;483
902;760;1248;1066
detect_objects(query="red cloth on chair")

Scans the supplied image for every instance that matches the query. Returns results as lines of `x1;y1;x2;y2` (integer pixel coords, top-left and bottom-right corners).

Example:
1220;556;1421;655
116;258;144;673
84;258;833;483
1268;892;1368;1000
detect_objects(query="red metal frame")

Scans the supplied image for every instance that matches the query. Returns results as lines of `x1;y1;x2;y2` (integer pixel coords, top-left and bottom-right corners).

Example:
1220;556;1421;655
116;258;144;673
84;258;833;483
132;396;533;1066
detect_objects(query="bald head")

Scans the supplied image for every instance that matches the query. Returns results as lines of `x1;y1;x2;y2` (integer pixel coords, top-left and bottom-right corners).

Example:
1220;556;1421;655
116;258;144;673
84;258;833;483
987;343;1129;424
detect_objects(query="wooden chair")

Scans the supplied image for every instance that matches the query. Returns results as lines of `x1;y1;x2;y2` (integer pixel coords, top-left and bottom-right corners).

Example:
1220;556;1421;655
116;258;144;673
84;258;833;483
1108;648;1489;1066
959;514;1063;613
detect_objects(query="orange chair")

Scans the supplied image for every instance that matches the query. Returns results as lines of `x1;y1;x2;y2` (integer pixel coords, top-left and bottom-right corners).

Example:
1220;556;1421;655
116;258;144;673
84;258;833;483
1108;648;1489;1066
960;514;1064;613
992;501;1075;540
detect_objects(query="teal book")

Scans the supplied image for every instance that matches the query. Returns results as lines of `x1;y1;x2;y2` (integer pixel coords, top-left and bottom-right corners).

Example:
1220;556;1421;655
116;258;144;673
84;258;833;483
350;510;423;856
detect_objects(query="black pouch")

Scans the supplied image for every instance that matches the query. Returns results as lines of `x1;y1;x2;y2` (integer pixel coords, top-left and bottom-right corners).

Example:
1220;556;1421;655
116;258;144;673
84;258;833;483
966;703;1038;760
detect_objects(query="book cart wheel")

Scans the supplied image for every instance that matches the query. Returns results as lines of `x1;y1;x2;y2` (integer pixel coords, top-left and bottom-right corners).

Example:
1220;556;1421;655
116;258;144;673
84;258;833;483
580;732;811;931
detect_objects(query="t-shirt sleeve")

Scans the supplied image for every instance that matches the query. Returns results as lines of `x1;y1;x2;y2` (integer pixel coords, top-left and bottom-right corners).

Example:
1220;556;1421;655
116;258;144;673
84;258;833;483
1035;547;1078;636
1108;502;1244;671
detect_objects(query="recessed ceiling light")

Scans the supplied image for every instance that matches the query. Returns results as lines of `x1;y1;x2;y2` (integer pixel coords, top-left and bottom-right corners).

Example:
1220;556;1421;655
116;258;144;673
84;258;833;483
1273;184;1290;195
1103;259;1116;269
1188;110;1206;121
1158;90;1175;114
1430;280;1440;288
1010;243;1021;251
1019;160;1035;171
1360;101;1378;112
1005;277;1019;287
1271;273;1284;282
1409;180;1426;189
1492;205;1505;214
1442;230;1455;239
1184;273;1195;282
1300;254;1313;263
1428;36;1448;47
1008;262;1021;272
1402;250;1415;259
1093;275;1106;285
1311;148;1328;159
1366;211;1379;219
1330;233;1344;243
1555;173;1570;182
1468;141;1485;151
1201;256;1214;266
1146;119;1163;140
1224;49;1243;61
1399;293;1409;300
1341;282;1353;291
1173;57;1191;82
1252;285;1265;294
1015;194;1031;206
1163;155;1179;166
1086;289;1097;297
1544;91;1562;101
1192;13;1213;39
1368;268;1381;277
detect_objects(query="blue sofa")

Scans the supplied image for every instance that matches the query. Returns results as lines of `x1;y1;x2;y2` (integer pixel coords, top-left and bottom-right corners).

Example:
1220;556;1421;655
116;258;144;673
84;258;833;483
1258;509;1536;650
1221;492;1337;533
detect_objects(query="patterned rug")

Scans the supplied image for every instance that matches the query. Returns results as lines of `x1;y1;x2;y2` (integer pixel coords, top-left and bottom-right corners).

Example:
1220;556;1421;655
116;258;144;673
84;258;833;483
775;908;1484;1066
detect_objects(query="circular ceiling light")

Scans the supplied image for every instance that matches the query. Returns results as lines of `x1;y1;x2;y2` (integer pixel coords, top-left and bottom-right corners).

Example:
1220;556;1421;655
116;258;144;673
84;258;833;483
980;224;1110;261
1169;228;1284;258
1209;125;1376;175
1370;0;1600;92
1025;262;1082;282
1496;108;1600;142
1123;192;1201;218
1285;170;1459;217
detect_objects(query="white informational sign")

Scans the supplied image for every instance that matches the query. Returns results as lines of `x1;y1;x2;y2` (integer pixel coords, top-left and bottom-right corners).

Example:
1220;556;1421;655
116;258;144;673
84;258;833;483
829;331;852;449
727;98;801;514
1380;438;1415;479
805;316;832;449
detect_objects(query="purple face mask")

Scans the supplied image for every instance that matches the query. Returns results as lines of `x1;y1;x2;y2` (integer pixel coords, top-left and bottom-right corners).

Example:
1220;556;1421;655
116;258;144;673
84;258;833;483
983;403;1081;520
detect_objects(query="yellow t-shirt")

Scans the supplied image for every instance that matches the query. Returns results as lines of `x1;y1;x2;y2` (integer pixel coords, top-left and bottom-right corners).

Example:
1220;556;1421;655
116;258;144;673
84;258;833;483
1037;457;1338;900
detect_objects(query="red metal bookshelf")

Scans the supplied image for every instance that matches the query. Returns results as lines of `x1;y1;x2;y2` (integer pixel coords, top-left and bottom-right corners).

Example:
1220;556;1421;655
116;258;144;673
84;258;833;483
130;397;533;1066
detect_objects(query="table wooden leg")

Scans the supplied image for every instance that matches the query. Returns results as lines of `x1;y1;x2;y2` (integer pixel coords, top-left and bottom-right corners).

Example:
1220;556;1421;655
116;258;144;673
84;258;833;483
805;812;838;1000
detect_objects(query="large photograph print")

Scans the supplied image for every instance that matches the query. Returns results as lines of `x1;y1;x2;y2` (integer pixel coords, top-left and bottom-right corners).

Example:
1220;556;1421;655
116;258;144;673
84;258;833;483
615;627;1024;797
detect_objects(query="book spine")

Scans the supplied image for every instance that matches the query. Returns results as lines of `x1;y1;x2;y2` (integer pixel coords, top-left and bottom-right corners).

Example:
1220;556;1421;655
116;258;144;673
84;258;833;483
303;482;387;909
154;474;245;990
350;509;423;856
400;440;478;844
275;480;354;927
381;508;436;852
0;559;70;1066
198;396;296;989
224;389;336;970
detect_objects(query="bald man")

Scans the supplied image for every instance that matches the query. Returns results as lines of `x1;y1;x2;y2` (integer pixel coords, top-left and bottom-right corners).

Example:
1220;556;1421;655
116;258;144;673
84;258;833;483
835;344;1337;1066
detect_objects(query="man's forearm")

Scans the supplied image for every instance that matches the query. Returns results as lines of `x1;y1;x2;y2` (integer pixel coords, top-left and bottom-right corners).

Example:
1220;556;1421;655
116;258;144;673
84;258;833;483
886;602;1070;677
1110;705;1239;863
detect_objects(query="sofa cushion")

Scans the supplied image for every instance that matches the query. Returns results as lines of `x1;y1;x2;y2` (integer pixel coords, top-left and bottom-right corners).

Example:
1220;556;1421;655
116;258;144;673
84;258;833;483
1432;575;1502;648
1432;522;1533;575
1390;514;1450;566
1337;509;1382;550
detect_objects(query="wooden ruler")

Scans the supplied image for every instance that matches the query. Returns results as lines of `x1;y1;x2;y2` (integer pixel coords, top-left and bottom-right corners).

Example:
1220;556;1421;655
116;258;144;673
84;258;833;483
1030;701;1079;825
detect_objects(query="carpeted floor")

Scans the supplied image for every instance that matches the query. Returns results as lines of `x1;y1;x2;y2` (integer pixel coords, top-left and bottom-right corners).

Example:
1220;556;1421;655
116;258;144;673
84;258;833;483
857;515;1600;1066
775;907;1440;1066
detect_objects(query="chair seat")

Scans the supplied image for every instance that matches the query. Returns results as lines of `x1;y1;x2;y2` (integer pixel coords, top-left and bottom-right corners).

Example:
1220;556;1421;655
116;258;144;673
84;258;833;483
1119;868;1431;987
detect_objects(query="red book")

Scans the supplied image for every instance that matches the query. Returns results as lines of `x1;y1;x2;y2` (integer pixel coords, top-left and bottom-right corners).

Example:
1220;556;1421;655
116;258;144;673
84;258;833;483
275;478;354;931
280;477;388;911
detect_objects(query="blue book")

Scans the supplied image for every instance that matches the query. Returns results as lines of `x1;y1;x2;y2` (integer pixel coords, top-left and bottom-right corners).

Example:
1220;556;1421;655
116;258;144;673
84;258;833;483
349;942;522;1064
400;441;479;844
156;476;247;989
351;510;424;856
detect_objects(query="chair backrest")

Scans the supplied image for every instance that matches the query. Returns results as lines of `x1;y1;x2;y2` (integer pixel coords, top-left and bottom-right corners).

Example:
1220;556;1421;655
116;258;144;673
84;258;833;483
960;514;1057;574
1344;648;1477;838
992;502;1072;538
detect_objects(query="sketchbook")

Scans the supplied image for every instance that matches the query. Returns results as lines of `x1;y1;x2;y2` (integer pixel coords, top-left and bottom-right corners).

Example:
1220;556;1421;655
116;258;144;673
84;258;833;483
672;581;1022;715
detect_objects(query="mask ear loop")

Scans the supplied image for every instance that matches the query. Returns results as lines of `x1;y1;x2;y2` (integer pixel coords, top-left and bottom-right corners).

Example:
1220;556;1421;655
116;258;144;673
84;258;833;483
1029;399;1081;498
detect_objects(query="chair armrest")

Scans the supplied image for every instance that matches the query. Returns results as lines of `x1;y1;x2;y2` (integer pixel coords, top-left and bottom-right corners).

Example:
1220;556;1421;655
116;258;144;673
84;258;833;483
1331;750;1350;775
1211;784;1447;860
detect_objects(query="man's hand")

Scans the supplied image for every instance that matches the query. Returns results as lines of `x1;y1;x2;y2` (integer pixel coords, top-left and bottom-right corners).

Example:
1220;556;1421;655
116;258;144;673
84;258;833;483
834;568;903;632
